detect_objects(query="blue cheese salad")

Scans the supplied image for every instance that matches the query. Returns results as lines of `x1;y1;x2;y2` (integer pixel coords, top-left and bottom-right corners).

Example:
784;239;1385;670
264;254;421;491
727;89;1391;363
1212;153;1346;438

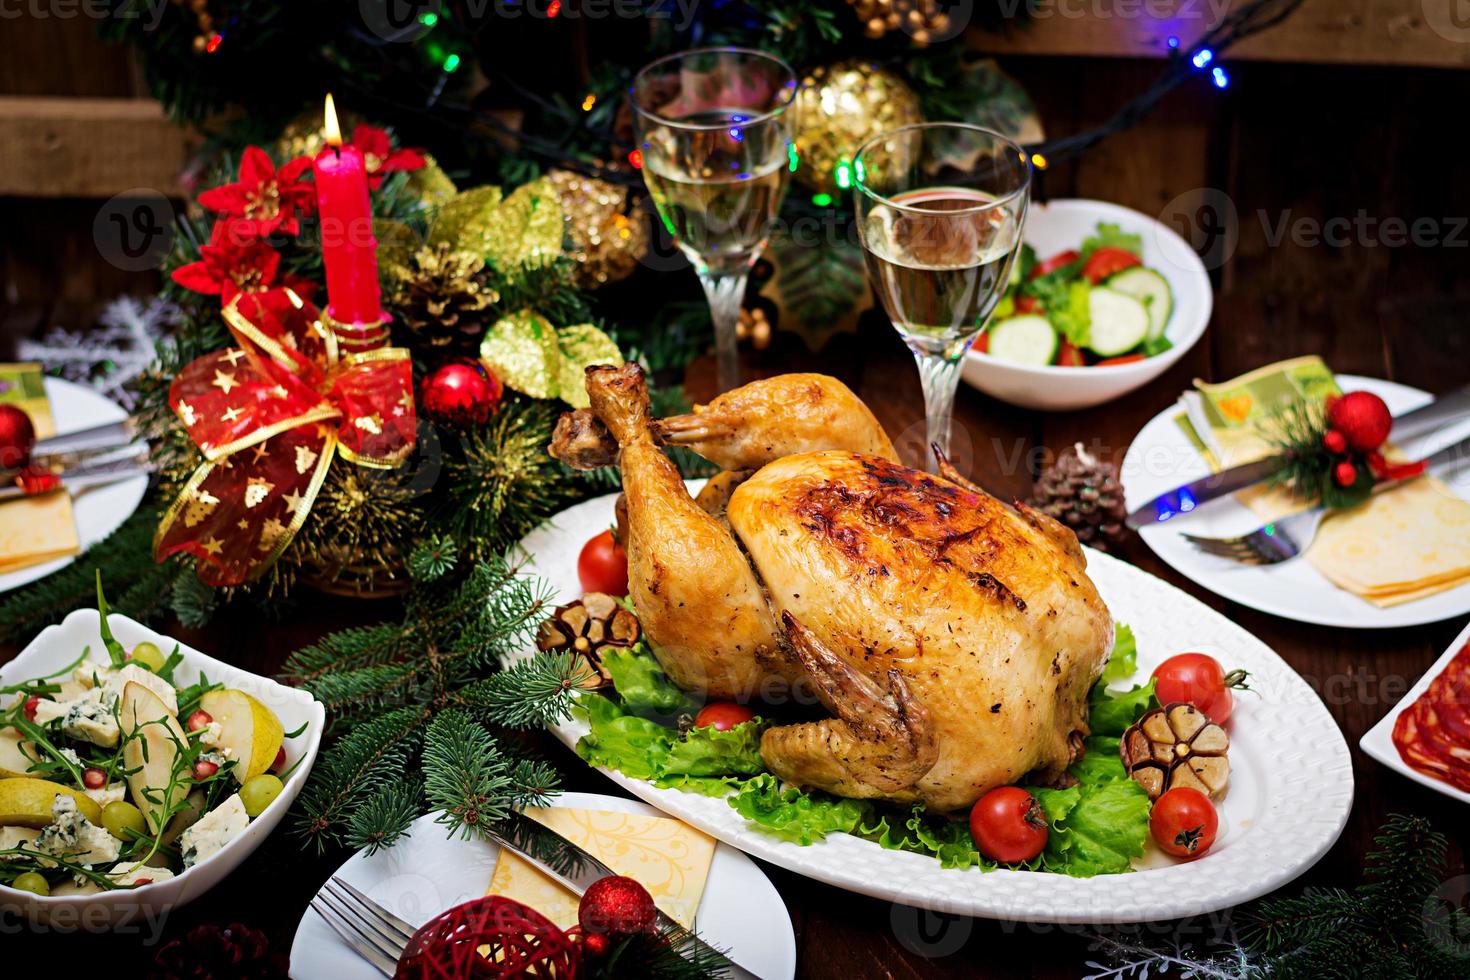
0;586;303;897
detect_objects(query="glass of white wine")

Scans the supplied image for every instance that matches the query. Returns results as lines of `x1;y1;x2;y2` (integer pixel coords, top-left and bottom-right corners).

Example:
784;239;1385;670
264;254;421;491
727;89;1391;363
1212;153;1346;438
631;48;799;392
854;123;1031;470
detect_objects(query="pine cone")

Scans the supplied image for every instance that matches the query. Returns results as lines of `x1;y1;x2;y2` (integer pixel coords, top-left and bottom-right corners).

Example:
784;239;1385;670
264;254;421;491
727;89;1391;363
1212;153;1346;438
1030;443;1128;551
391;242;499;352
152;922;287;980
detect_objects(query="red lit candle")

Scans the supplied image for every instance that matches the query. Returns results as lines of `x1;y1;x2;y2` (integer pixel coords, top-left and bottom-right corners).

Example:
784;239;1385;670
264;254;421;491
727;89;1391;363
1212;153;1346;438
313;94;383;330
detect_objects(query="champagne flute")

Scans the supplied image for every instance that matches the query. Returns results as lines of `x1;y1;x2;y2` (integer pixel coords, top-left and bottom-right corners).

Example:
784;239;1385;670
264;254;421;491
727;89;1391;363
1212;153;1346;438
853;123;1031;470
631;48;798;392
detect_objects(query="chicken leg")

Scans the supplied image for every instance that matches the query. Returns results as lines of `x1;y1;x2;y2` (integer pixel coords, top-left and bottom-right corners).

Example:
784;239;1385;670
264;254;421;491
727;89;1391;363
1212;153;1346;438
584;364;785;698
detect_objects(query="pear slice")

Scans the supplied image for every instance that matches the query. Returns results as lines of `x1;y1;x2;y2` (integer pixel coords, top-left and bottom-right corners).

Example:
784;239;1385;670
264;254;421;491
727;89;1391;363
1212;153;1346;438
120;681;189;834
0;729;43;779
198;689;284;783
0;777;103;827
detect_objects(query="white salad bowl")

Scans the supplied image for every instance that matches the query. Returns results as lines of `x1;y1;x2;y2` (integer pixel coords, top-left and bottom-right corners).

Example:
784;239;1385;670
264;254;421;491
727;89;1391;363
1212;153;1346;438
0;609;325;926
961;198;1213;412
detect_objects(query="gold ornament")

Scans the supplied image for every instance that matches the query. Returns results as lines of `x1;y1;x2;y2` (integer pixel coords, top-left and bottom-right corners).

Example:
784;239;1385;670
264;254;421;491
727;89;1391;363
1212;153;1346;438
793;60;924;195
544;169;650;289
845;0;950;43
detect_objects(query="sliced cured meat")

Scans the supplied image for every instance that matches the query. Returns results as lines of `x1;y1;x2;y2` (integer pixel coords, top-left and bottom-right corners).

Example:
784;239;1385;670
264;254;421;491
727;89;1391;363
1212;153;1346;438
1392;641;1470;794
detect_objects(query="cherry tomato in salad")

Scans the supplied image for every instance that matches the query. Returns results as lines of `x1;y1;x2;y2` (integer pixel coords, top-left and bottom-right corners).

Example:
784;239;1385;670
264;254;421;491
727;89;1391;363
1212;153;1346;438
1029;250;1080;280
694;702;755;732
578;528;629;596
973;332;989;354
1094;354;1147;367
1056;340;1087;367
1080;246;1142;284
1152;653;1249;725
969;786;1049;863
1014;295;1043;315
1150;787;1218;859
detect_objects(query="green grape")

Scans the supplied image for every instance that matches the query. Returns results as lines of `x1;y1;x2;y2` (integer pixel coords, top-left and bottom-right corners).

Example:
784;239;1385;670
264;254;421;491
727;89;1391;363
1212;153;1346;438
239;774;284;817
129;642;166;672
102;800;147;840
11;872;49;896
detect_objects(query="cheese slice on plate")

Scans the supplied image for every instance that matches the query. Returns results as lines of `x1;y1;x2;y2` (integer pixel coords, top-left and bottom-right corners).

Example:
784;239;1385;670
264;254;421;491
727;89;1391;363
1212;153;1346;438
486;807;716;930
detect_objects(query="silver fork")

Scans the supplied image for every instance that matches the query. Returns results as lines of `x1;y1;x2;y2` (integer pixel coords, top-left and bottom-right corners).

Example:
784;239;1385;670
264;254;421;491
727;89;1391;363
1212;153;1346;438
309;876;414;977
1180;437;1470;566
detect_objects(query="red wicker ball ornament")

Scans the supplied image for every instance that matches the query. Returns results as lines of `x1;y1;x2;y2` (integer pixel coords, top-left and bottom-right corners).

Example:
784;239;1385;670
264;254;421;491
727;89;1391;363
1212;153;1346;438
577;876;657;938
0;403;36;469
421;361;502;428
394;896;579;979
1326;391;1392;453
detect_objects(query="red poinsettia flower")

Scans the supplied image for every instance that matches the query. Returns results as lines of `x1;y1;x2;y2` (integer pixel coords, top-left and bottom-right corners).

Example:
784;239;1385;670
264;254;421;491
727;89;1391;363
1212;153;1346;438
198;146;315;238
171;221;286;303
351;124;427;190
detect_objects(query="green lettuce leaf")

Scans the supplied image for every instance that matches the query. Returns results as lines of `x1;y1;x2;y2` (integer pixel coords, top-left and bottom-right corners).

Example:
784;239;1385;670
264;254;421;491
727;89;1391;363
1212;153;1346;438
727;774;871;845
601;645;695;717
1081;221;1143;259
662;718;767;777
1033;736;1151;877
1102;623;1138;684
1088;678;1157;738
573;694;673;779
859;805;997;871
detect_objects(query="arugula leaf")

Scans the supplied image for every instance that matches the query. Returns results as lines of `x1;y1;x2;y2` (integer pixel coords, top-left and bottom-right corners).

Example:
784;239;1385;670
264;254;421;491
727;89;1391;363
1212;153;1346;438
1142;334;1175;357
1081;222;1143;259
95;573;128;667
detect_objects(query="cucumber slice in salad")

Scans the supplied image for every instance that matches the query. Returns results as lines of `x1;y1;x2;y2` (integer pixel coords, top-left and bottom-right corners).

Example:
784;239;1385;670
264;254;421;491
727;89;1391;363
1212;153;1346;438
1085;288;1150;357
1106;267;1173;341
986;315;1057;366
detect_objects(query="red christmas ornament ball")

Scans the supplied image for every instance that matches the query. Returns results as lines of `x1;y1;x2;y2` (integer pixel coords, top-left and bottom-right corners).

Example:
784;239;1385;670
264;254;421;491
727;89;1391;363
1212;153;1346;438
421;361;502;428
395;896;577;979
0;403;37;469
1327;391;1392;453
577;875;657;937
1322;429;1347;455
581;931;612;958
1334;461;1359;487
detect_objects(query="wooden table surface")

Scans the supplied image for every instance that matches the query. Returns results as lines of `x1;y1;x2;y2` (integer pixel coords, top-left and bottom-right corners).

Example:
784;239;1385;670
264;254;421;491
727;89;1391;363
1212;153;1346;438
4;305;1468;976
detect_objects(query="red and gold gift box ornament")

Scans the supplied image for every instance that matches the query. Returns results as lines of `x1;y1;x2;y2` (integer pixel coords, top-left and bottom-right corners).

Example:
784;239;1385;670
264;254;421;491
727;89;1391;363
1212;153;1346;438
154;287;416;586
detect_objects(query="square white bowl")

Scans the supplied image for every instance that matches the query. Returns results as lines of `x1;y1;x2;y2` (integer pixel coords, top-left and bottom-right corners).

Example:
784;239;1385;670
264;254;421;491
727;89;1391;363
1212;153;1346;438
1360;617;1470;805
0;608;325;924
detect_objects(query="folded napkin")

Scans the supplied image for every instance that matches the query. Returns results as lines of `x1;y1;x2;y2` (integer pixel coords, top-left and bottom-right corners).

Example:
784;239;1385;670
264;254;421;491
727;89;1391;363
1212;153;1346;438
0;363;79;574
486;807;716;930
1175;357;1470;606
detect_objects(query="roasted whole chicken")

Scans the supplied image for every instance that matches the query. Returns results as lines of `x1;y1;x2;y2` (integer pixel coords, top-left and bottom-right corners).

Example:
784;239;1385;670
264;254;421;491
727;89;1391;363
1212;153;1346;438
551;365;1113;813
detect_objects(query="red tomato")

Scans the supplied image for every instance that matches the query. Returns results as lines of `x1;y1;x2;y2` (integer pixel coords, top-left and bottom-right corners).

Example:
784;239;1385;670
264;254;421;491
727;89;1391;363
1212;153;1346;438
694;702;755;732
1080;246;1142;284
1028;250;1080;280
1150;787;1218;859
1152;653;1249;725
578;529;629;596
1094;354;1147;367
1056;340;1087;367
1014;295;1043;315
973;331;989;354
969;786;1048;863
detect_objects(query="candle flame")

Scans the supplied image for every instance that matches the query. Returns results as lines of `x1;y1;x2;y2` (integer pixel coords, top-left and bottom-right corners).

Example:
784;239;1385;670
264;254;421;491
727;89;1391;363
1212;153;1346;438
323;93;342;147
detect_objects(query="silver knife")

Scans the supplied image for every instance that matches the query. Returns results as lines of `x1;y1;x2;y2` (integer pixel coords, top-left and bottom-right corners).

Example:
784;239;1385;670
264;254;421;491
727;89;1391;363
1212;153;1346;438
1126;383;1470;529
486;811;741;977
1;448;152;502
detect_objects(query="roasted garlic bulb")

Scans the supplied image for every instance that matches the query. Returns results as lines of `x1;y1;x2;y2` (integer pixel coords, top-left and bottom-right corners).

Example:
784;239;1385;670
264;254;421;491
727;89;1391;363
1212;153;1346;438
1120;703;1230;801
536;592;640;691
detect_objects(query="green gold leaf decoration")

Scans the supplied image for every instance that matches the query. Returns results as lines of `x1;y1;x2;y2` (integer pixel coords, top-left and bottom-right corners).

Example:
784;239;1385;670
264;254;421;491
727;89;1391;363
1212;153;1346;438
428;186;505;252
482;177;566;277
479;310;621;406
555;323;622;409
406;154;458;206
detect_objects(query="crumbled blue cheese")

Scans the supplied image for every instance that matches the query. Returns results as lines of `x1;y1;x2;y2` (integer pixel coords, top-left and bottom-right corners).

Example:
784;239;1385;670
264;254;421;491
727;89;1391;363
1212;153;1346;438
84;780;127;808
34;794;121;867
58;748;81;767
107;864;175;887
102;664;178;716
0;826;40;859
31;690;121;748
179;793;249;869
199;750;229;768
198;721;224;748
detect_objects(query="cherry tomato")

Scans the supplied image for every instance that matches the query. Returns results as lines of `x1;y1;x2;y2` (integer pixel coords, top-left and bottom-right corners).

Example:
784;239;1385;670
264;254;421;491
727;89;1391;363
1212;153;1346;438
1029;250;1080;280
1152;653;1249;725
973;331;989;354
1150;787;1218;859
1014;295;1043;315
186;709;213;733
1080;246;1142;284
82;767;107;790
577;529;629;596
23;695;40;723
1056;340;1087;367
694;702;754;732
968;786;1049;864
1095;354;1147;367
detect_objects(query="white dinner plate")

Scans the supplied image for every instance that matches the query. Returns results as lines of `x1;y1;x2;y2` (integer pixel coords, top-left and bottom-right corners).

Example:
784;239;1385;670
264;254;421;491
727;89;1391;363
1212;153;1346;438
511;487;1354;924
1361;617;1470;806
0;377;149;593
289;792;796;980
1123;375;1470;628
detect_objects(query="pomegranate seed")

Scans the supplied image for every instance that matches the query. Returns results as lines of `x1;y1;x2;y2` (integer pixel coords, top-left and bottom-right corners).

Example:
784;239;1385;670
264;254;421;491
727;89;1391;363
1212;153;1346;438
23;695;40;722
82;767;107;789
193;759;219;780
186;710;213;732
134;878;149;886
272;747;286;771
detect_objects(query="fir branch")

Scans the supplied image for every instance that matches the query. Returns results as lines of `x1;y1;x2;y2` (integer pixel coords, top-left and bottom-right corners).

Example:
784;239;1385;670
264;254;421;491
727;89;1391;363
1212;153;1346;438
295;705;429;853
346;777;425;856
408;534;458;583
458;651;591;729
423;709;530;840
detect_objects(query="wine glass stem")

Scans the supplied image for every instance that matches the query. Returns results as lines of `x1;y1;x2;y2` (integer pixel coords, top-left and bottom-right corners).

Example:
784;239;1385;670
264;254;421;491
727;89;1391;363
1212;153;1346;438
915;351;961;471
698;271;746;393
